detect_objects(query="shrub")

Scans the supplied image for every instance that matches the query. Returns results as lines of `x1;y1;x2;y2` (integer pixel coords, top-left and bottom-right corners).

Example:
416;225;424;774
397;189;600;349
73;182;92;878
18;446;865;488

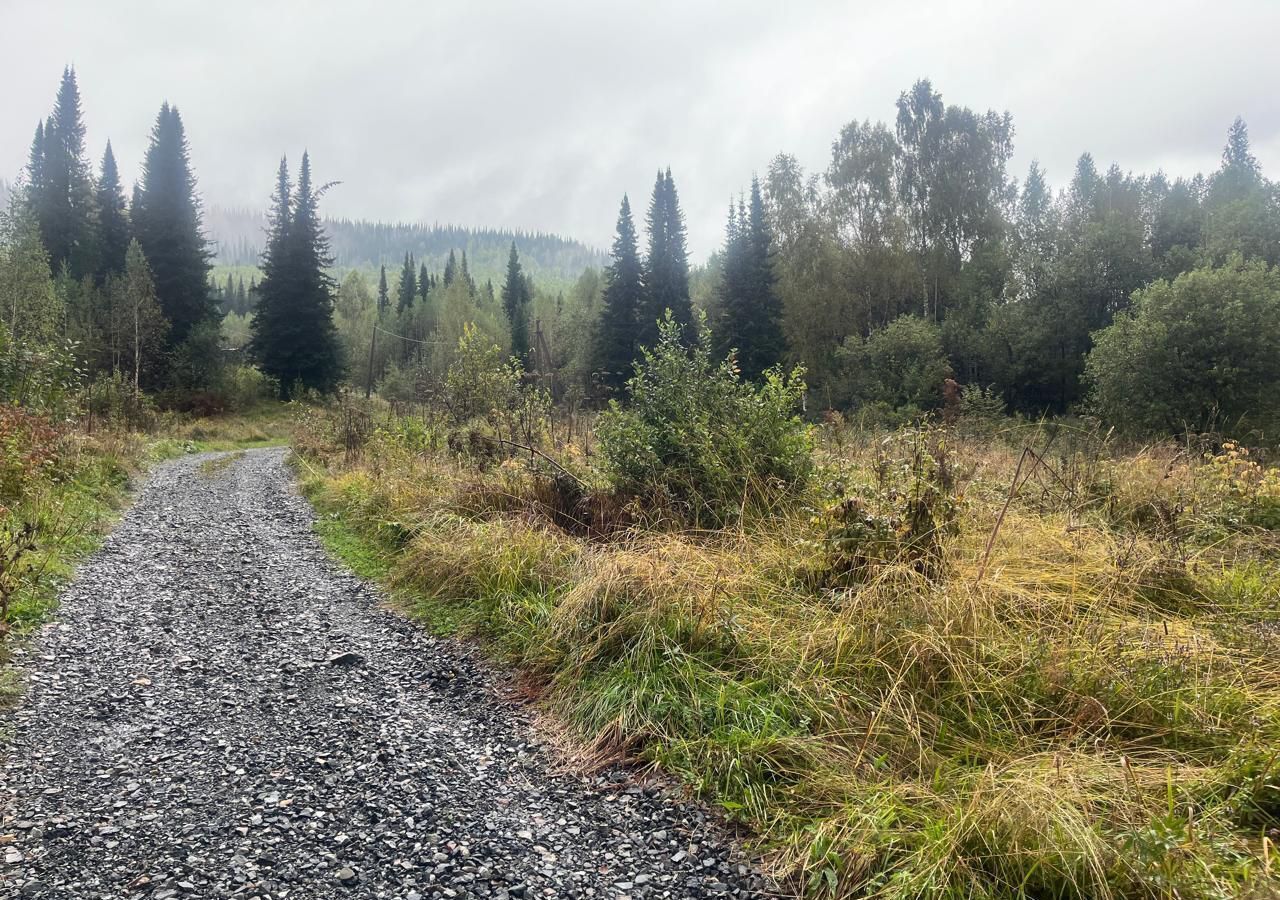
0;405;62;506
816;425;962;581
444;322;521;424
838;315;952;412
1086;257;1280;436
597;313;812;524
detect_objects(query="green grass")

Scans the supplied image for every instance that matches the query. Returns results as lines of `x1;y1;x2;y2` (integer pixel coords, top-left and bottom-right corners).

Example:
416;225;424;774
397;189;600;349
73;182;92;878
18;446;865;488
198;451;246;478
1;435;141;706
293;418;1280;900
301;473;472;636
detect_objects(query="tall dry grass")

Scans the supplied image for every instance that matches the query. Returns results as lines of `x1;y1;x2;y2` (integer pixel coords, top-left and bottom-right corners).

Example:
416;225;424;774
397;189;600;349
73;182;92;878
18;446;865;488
299;417;1280;898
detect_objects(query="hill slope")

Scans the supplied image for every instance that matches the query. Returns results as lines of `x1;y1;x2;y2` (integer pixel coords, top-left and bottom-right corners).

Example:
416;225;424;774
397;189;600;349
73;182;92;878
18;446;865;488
205;206;604;284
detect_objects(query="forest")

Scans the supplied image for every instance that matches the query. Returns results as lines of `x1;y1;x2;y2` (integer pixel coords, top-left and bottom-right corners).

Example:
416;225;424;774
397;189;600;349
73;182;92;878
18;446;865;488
3;64;1280;900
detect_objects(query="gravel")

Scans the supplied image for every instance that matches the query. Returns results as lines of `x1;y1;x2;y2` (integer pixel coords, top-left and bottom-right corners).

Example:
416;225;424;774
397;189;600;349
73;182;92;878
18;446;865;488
1;448;773;899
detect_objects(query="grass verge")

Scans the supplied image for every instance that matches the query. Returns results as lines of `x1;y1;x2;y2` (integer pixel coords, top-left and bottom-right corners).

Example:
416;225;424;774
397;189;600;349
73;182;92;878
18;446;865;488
295;426;1280;900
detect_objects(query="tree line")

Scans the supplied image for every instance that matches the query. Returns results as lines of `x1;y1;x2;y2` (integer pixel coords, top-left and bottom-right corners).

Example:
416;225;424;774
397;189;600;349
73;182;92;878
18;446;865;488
205;204;604;283
5;68;1279;435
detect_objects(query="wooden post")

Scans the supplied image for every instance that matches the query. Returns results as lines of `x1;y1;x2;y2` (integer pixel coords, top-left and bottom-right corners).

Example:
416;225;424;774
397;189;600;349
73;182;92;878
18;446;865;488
364;326;378;400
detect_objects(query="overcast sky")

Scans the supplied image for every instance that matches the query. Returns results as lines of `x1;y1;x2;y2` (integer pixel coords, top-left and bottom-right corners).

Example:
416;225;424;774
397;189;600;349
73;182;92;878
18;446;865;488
3;0;1278;259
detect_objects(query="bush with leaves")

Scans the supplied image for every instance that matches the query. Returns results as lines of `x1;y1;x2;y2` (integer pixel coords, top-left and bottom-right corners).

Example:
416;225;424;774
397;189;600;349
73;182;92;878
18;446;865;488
838;314;952;413
1086;257;1280;436
816;426;963;582
597;313;812;524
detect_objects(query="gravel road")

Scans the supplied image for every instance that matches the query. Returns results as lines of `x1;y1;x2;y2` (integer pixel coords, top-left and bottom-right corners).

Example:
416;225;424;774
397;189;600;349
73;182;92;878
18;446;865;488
1;449;770;900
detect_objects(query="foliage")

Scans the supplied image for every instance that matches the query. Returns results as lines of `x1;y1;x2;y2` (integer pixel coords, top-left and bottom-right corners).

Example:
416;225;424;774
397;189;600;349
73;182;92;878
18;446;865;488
638;168;692;351
1086;257;1280;436
132;102;218;349
816;426;962;581
597;313;812;524
301;413;1280;900
596;196;645;397
249;153;344;397
839;314;952;412
712;177;784;380
0;405;63;506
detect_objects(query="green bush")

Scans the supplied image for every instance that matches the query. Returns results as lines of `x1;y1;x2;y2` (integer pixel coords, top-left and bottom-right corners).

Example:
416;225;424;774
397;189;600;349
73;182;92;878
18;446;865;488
838;315;952;412
1086;257;1280;436
597;313;812;524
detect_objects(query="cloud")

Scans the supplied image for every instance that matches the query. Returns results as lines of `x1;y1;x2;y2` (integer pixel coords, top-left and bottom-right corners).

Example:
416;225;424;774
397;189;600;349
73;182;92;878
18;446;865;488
3;0;1277;259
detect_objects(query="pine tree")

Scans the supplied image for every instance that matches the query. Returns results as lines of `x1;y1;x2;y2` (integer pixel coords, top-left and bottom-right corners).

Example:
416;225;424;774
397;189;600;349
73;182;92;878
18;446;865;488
377;263;390;315
397;252;416;312
95;141;130;281
418;261;430;302
249;153;342;396
461;250;475;295
502;242;531;368
596;195;645;396
132;102;216;346
25;122;46;209
32;67;99;280
717;177;784;380
638;168;691;349
443;249;458;287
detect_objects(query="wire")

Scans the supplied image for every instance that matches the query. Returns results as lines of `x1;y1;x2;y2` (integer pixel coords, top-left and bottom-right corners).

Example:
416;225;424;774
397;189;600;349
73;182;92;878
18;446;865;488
373;324;446;345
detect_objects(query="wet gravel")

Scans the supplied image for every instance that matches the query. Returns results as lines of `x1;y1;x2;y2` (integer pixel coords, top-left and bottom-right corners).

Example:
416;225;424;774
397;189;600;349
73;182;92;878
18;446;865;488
1;449;771;899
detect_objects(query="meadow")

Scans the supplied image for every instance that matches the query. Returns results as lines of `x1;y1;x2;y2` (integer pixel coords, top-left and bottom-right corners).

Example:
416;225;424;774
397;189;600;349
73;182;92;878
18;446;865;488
293;393;1280;899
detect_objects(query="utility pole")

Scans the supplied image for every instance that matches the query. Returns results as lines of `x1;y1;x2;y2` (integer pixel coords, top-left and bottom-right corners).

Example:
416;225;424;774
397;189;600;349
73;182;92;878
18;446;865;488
364;326;378;400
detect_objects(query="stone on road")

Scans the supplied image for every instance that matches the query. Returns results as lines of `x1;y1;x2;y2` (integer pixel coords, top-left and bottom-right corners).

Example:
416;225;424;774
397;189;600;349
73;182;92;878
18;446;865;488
1;448;769;899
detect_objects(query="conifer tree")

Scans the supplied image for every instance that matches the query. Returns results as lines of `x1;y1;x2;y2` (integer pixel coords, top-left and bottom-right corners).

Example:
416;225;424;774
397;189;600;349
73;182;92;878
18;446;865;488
638;168;691;348
25;123;46;209
717;177;784;379
377;263;389;315
596;195;645;395
249;153;342;396
502;242;531;368
418;261;430;302
461;250;475;295
32;67;99;280
443;249;458;287
397;252;416;312
132;102;216;346
95;141;130;282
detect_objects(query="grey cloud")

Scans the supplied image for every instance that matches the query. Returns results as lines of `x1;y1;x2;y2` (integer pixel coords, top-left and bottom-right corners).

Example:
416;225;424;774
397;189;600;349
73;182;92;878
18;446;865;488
3;0;1277;258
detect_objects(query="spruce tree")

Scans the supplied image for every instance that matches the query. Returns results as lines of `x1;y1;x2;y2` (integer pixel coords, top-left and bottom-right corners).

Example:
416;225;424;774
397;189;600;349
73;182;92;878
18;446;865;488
95;141;130;282
33;67;99;280
25;123;46;210
132;102;216;346
418;261;430;302
249;153;342;396
443;249;458;287
716;177;784;380
461;250;475;295
638;168;691;348
377;263;390;315
397;252;416;312
502;242;531;368
596;195;645;396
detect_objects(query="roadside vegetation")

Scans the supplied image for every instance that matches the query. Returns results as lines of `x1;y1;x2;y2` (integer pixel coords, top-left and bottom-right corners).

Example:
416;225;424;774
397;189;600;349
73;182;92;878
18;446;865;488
296;323;1280;899
6;61;1280;898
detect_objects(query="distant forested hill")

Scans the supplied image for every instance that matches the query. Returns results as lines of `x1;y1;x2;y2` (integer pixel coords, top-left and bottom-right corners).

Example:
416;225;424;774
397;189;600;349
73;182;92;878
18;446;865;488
205;205;604;283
